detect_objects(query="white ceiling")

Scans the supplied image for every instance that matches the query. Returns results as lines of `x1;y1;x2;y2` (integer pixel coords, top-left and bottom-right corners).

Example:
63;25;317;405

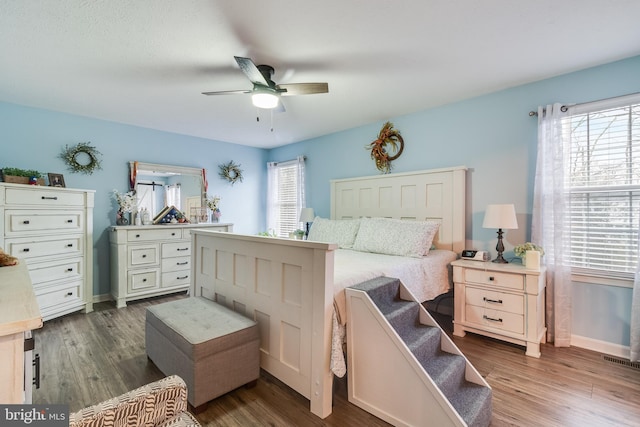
1;1;640;149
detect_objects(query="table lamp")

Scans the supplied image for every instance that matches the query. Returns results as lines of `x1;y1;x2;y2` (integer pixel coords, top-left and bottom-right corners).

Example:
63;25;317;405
482;204;518;263
299;208;315;239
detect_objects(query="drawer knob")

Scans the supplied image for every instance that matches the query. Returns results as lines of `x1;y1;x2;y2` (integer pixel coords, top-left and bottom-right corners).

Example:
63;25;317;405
142;278;147;282
488;276;495;281
23;220;30;225
177;261;188;266
177;247;189;251
142;254;147;258
22;248;30;252
66;268;73;272
177;275;188;280
483;314;503;323
66;292;73;296
66;219;73;223
171;232;176;236
483;297;503;304
41;196;58;200
67;243;73;248
135;234;141;238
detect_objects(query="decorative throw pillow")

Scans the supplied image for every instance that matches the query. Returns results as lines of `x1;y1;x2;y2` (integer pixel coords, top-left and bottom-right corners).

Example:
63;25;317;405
307;217;361;249
352;217;440;258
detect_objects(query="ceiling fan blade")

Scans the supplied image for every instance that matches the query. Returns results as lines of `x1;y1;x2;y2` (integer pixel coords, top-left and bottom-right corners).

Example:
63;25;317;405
277;82;328;96
234;56;270;87
201;89;252;96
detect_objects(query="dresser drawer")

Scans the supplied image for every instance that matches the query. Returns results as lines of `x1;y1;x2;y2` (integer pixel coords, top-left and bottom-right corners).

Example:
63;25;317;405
5;236;83;260
5;187;86;207
34;280;82;310
162;241;191;258
466;287;524;315
28;258;83;285
161;255;190;272
127;228;183;242
161;270;190;288
462;268;523;290
128;245;160;268
128;269;159;293
6;210;84;235
465;305;524;335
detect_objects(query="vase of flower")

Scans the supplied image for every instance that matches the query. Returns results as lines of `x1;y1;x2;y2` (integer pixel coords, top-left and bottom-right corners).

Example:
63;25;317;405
514;242;544;266
116;210;129;226
211;209;221;223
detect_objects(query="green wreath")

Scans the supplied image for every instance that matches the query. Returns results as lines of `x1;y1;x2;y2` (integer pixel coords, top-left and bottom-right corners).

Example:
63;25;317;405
218;160;243;185
60;142;102;175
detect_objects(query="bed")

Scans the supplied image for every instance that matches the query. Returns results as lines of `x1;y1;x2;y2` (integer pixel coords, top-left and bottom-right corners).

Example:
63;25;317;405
190;166;466;419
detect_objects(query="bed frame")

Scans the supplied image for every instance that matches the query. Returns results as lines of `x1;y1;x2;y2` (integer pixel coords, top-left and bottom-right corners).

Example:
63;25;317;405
190;166;466;418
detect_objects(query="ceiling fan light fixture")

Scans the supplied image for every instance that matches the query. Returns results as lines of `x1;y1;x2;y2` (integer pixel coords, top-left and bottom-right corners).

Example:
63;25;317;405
252;92;279;109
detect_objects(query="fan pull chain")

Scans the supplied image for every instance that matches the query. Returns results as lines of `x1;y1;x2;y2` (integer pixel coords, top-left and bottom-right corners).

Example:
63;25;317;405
270;109;274;132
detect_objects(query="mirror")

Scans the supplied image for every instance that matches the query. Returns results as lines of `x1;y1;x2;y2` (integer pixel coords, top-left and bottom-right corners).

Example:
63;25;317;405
129;161;205;220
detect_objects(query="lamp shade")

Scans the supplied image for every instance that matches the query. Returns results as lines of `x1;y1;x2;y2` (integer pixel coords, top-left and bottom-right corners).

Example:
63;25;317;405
299;208;315;223
252;91;279;109
482;204;518;229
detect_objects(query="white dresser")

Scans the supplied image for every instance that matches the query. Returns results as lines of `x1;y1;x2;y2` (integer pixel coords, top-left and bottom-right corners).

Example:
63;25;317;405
110;223;233;308
451;259;546;357
0;183;95;321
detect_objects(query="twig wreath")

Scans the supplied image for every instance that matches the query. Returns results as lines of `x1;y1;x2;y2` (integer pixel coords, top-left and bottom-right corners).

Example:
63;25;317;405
367;121;404;173
60;142;102;175
218;160;243;185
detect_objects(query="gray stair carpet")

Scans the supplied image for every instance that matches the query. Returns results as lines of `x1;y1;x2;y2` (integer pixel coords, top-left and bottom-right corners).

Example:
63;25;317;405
351;276;492;427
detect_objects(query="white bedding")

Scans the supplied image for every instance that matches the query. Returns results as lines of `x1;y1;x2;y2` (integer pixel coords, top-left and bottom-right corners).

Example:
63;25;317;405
329;248;457;376
332;248;457;325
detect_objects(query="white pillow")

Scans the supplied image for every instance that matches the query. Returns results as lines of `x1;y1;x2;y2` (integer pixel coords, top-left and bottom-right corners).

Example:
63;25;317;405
307;217;361;249
352;217;440;258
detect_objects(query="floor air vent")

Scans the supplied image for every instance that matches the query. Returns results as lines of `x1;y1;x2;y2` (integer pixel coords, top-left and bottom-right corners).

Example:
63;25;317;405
602;355;640;370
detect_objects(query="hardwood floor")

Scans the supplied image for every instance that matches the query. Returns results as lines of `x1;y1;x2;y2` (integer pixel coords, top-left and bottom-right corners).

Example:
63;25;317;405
33;294;640;426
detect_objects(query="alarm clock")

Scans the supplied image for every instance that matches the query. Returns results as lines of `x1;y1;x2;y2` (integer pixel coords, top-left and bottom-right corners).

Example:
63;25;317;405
461;250;490;261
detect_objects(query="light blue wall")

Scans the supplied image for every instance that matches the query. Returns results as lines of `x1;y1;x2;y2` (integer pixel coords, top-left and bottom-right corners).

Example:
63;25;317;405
269;55;640;349
2;54;638;350
0;102;268;297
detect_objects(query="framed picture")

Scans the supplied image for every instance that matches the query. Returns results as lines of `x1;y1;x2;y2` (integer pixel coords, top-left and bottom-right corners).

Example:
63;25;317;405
48;173;66;188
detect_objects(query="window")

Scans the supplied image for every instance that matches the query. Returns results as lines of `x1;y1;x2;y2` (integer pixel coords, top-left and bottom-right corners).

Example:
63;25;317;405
266;157;306;237
563;95;640;278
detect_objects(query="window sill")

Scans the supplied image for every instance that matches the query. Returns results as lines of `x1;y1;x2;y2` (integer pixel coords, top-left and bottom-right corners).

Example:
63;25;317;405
571;272;633;289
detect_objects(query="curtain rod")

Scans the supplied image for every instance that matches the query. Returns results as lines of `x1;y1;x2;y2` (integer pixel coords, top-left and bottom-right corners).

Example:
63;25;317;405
271;155;306;166
529;91;640;117
528;105;568;117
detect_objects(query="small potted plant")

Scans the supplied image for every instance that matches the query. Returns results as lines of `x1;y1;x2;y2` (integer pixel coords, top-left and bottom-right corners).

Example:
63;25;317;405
514;242;544;266
1;167;45;185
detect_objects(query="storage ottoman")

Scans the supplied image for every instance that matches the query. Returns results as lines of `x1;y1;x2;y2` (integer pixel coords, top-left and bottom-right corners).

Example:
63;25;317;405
145;296;260;410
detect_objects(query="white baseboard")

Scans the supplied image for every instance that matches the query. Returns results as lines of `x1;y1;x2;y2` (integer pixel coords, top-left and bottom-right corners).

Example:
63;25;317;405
571;334;630;360
93;293;113;304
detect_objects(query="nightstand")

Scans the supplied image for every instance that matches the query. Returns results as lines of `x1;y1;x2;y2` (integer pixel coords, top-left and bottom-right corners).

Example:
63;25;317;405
451;259;546;357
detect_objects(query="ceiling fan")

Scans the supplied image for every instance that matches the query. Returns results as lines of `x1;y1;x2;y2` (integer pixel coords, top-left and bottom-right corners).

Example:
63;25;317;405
202;56;329;110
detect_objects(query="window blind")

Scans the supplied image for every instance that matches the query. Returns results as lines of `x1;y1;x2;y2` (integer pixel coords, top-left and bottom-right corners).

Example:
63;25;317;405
563;99;640;277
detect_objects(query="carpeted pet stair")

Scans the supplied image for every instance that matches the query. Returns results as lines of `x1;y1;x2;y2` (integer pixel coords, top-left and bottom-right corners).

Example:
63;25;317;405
345;276;492;427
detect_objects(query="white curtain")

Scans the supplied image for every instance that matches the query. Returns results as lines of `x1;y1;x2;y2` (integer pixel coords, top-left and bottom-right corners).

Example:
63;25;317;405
531;104;572;347
266;162;279;234
165;184;181;210
631;238;640;361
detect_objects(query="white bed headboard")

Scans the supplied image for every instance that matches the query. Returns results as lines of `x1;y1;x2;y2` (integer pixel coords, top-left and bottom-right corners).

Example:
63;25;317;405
330;166;466;254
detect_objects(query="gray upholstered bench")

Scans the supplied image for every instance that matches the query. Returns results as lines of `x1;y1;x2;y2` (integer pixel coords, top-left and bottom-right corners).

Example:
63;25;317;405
145;296;260;411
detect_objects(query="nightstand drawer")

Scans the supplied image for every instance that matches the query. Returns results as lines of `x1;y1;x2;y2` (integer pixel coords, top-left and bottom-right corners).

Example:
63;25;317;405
463;269;523;290
465;305;524;335
466;287;524;315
